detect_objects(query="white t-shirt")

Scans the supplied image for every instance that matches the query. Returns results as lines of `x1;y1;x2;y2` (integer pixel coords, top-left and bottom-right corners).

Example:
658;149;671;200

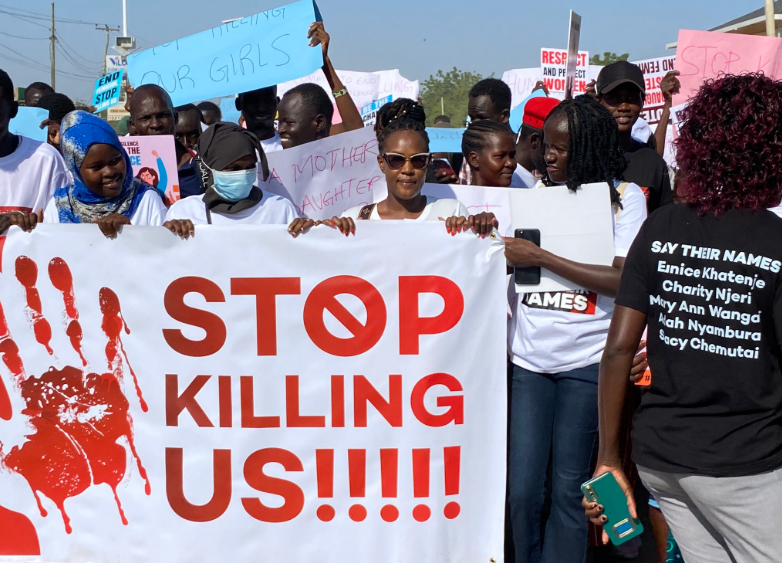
0;136;69;213
260;132;283;154
165;190;298;225
342;196;468;221
508;181;648;373
44;190;167;226
511;164;536;189
632;117;653;143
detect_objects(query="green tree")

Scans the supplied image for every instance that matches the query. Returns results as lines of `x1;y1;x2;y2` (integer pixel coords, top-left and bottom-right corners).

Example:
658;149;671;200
589;52;630;66
420;67;486;127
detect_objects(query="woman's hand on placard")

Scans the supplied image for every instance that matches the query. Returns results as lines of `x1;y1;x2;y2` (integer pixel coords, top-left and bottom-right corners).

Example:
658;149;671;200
307;22;330;60
287;218;317;238
95;214;131;239
502;236;544;267
324;216;355;237
3;209;43;233
163;219;195;240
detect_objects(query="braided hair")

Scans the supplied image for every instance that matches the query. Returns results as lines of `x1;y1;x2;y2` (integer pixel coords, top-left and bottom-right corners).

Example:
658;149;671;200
543;95;626;207
374;98;426;135
377;117;429;154
461;119;514;159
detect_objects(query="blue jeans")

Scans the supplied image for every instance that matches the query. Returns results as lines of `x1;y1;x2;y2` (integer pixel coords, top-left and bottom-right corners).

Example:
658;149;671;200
507;363;599;563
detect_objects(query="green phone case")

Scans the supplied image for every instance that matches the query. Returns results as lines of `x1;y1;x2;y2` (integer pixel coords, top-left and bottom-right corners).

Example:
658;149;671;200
581;472;644;545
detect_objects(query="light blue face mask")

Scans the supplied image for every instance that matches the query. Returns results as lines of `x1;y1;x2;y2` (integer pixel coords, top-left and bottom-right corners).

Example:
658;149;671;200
211;166;257;202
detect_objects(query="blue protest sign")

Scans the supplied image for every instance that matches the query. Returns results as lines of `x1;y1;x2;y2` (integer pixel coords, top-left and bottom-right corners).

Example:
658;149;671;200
509;89;547;133
219;97;242;124
9;107;49;142
92;69;124;113
127;0;323;106
426;127;466;153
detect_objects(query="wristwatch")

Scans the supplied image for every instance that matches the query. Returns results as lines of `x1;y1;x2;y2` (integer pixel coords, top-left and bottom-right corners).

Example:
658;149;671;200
332;88;348;99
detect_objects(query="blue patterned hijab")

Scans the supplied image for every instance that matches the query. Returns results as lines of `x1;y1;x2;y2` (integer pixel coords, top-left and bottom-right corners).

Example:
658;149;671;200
55;111;153;223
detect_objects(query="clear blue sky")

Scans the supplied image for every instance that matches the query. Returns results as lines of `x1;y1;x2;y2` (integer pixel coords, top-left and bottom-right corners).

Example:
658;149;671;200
0;0;766;102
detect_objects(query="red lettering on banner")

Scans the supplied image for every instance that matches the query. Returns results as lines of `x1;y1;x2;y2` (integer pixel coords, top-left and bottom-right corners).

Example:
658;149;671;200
163;277;226;357
411;373;464;427
399;276;464;355
353;374;402;427
165;448;231;522
230;277;300;356
166;374;213;427
242;448;304;523
286;375;326;427
240;375;281;428
331;375;345;427
218;375;232;428
303;276;386;356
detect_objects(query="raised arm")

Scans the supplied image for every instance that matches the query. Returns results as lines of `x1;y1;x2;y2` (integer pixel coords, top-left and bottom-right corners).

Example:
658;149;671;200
307;22;364;134
653;71;680;157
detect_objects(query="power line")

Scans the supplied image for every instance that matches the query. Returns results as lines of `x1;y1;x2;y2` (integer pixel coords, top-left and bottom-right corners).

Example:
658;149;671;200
0;31;49;40
55;44;100;76
55;33;102;65
0;5;108;26
0;10;51;29
0;52;94;80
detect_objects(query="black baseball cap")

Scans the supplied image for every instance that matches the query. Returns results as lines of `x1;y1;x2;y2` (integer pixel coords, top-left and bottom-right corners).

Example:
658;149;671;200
596;61;645;95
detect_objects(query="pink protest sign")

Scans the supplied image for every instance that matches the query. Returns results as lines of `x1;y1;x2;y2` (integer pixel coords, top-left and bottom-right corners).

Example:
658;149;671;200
673;30;782;106
119;135;180;205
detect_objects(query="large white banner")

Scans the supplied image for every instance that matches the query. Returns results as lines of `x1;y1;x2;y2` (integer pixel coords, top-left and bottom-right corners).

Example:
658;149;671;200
0;224;507;563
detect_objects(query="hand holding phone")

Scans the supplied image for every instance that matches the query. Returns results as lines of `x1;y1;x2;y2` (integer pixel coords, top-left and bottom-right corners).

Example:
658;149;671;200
514;228;541;285
582;471;643;545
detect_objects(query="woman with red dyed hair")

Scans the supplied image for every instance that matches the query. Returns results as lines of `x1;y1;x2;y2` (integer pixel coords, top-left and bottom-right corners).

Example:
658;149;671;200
584;73;782;563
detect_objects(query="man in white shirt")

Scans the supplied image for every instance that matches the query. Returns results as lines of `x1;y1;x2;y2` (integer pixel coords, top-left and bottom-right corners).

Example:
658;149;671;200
0;69;69;214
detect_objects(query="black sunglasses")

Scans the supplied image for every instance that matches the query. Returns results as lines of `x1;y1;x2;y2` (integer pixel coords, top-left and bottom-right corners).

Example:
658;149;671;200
381;152;432;170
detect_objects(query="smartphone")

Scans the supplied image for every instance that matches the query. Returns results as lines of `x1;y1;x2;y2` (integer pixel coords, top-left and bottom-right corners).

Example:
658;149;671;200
581;472;644;545
514;228;541;285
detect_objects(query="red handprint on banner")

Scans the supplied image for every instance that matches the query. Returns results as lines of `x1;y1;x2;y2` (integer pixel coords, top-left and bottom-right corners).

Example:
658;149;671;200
0;253;149;556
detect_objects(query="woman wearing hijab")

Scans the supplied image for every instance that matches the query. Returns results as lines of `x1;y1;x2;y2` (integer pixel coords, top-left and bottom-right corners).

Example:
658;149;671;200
44;110;166;238
164;122;312;237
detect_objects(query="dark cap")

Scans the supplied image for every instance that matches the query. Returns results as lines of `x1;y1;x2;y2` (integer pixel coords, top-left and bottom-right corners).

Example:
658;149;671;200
596;61;645;95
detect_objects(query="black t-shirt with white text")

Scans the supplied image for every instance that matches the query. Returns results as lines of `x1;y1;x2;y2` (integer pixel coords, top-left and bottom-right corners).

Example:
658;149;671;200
617;204;782;477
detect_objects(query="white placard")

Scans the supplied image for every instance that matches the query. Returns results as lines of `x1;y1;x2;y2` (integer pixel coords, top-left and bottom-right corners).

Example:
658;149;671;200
510;183;615;293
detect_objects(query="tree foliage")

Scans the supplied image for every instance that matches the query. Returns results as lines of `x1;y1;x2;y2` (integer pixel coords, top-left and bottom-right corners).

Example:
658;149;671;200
420;67;486;127
589;52;630;66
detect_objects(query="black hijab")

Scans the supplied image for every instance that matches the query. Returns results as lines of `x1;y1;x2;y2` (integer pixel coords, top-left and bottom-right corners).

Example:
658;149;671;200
195;122;270;217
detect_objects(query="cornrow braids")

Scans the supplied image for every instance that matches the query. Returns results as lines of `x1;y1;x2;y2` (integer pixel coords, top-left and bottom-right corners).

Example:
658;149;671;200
377;117;429;154
374;98;426;135
461;119;514;158
544;95;626;208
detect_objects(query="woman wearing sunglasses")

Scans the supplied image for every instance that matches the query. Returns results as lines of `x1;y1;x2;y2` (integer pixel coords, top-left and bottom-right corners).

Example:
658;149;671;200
332;117;496;234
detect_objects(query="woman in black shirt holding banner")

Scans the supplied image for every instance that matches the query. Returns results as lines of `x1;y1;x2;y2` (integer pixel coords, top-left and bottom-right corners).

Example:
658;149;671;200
586;73;782;563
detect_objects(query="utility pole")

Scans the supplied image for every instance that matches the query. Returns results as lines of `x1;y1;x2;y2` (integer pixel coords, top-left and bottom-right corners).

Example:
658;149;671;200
96;24;121;74
765;0;777;37
49;3;55;89
122;0;127;37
